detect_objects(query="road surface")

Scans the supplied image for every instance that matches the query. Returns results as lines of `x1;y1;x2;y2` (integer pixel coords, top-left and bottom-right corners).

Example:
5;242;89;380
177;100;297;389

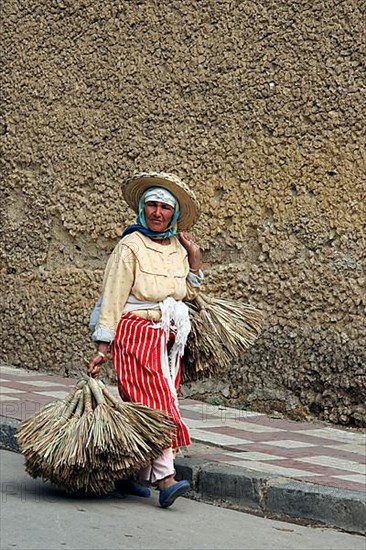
1;450;364;550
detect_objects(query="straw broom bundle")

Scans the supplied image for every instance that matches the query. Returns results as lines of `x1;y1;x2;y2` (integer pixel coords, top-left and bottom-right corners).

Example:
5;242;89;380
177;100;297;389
63;380;174;494
17;381;85;453
17;377;175;495
100;382;175;459
49;380;146;494
18;385;85;479
59;383;94;468
184;292;264;381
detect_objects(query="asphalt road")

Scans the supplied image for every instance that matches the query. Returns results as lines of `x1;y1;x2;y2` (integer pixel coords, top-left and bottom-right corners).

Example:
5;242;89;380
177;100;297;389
1;450;364;550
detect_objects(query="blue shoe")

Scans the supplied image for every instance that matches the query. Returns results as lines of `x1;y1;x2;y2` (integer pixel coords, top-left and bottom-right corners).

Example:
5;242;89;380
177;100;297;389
115;479;151;498
159;480;190;508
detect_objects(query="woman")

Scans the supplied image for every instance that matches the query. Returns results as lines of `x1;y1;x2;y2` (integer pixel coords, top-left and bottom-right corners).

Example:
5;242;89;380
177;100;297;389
88;171;203;508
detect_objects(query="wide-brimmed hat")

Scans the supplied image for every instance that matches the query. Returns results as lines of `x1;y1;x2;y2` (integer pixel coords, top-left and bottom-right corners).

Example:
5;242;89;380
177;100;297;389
123;171;200;230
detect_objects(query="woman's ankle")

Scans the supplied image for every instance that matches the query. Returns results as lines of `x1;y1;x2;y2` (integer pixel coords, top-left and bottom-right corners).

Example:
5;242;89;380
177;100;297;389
157;475;176;491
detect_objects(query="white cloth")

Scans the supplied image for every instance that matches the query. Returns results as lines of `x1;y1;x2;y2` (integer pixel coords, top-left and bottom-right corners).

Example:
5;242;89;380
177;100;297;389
143;187;176;208
123;295;160;313
159;297;191;403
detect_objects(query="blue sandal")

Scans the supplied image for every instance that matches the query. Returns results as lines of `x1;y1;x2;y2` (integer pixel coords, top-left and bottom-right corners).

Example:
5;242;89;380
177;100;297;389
159;480;190;508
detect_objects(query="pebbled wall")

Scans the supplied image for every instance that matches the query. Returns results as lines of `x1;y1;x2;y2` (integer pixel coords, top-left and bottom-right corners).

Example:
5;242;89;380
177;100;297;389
1;0;365;426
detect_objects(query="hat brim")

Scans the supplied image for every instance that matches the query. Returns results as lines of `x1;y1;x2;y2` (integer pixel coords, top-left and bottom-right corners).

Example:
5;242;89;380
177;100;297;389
123;172;200;231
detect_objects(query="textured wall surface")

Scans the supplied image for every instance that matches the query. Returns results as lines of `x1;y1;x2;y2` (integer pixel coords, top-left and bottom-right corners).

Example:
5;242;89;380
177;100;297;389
1;0;365;426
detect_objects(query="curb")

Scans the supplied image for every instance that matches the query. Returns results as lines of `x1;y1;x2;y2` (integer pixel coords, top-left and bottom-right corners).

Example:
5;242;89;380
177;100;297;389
174;458;365;536
1;416;365;535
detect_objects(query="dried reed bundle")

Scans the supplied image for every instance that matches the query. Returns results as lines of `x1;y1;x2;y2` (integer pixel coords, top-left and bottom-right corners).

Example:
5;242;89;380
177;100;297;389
184;292;264;381
51;390;86;471
17;376;175;495
18;387;84;479
60;383;94;468
17;382;84;451
100;382;175;459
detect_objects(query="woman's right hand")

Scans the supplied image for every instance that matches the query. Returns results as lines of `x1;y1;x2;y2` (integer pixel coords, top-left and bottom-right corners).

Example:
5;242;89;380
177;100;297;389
88;347;107;378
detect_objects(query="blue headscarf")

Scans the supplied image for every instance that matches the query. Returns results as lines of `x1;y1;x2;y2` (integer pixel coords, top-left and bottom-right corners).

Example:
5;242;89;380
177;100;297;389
122;187;180;240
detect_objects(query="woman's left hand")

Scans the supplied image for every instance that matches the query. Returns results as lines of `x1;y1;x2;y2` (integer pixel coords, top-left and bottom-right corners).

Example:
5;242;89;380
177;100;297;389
179;232;201;272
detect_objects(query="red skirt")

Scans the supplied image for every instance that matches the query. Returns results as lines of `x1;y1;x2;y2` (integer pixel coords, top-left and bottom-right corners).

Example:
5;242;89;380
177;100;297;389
111;313;191;449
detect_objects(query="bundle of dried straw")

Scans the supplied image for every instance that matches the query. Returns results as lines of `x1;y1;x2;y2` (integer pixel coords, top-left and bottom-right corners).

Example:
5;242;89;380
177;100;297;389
184;292;264;381
17;377;175;494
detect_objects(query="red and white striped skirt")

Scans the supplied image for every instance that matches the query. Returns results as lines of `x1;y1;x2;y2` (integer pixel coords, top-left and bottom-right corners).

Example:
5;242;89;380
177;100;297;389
111;313;191;449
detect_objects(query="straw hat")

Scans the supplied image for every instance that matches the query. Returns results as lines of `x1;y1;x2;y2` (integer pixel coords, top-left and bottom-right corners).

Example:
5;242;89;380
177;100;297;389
123;171;200;230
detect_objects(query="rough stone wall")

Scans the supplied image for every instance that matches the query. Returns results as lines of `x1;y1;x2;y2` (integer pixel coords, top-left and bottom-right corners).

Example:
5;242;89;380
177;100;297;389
1;0;365;426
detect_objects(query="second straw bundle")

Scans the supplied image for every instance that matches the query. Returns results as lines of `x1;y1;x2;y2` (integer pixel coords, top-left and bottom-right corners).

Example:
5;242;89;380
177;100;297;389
17;377;175;494
184;292;264;381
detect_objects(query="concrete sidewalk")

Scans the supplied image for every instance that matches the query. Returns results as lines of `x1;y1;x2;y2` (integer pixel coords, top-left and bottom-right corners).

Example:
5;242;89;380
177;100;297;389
0;364;365;534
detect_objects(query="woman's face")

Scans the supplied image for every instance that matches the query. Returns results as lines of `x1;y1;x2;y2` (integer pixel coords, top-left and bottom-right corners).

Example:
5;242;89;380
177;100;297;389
144;201;174;232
